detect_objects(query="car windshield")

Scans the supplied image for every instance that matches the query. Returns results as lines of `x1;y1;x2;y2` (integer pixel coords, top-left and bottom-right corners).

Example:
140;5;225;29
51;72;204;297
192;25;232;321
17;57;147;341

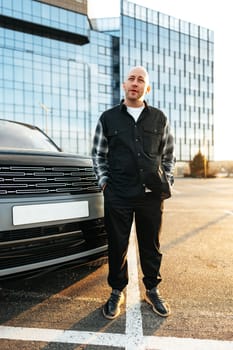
0;120;60;152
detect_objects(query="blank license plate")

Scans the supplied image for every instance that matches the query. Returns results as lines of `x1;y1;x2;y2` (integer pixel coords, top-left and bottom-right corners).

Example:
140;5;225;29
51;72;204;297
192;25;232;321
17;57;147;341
13;201;89;226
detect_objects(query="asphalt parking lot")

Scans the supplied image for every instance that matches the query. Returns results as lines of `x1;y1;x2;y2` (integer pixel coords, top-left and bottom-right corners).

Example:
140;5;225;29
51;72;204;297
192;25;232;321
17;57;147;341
0;178;233;349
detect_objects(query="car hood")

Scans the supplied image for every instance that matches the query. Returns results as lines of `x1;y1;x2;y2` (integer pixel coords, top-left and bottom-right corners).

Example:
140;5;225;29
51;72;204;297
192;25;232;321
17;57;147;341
0;149;92;167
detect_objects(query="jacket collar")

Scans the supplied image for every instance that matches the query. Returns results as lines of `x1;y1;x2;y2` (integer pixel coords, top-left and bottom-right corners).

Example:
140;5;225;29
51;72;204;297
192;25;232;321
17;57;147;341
120;99;149;111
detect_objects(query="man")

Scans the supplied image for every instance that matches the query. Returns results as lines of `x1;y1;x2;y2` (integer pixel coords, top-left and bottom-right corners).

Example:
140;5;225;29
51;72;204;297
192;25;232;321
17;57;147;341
92;66;175;319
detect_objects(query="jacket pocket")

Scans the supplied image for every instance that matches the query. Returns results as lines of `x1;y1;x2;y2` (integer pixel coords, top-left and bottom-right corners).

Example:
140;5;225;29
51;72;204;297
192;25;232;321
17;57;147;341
142;126;163;156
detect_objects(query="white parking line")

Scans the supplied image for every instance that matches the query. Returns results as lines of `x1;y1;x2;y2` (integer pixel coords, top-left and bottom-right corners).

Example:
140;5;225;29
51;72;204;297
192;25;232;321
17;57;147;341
125;227;144;349
0;226;233;350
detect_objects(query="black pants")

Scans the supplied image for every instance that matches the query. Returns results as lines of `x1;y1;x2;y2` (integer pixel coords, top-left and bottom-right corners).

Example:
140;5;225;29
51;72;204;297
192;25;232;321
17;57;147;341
104;190;164;291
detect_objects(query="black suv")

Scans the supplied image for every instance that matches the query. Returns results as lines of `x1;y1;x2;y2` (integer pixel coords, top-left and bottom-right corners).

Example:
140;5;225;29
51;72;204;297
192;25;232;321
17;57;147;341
0;119;107;280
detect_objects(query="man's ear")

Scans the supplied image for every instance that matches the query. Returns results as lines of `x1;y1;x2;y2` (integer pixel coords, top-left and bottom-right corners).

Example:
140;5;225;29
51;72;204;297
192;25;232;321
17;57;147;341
122;82;126;91
146;85;151;94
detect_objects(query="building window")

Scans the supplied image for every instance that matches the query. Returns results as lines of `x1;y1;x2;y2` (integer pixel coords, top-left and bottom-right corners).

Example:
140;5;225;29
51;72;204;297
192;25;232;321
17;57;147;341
174;86;176;109
98;84;108;93
157;64;160;89
207;76;210;98
211;61;214;83
207;108;210;129
184;88;187;111
189;106;192;128
202;59;205;81
194;122;196;145
168;67;171;91
179;69;182;93
203;124;206;145
98;65;108;74
184;121;187;144
173;51;176;74
98;45;111;56
198;74;201;96
163;48;166;72
184;53;186;77
202;91;205;113
174;120;177;143
163;84;166;108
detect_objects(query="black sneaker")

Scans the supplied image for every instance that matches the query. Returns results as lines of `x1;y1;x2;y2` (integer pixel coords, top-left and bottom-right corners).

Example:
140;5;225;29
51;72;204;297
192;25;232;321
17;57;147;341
145;287;171;317
102;289;125;320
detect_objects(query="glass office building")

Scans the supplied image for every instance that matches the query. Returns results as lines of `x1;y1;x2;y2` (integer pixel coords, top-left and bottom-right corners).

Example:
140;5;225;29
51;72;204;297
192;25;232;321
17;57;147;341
0;0;214;161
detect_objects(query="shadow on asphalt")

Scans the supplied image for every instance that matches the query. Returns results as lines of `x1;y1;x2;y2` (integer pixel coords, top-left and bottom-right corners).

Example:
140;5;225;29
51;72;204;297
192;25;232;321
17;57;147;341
163;212;230;251
0;262;106;324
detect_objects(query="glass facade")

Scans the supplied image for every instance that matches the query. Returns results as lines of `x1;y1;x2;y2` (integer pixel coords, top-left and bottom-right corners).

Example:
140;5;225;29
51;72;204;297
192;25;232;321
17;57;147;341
0;0;114;154
0;0;214;161
121;0;214;161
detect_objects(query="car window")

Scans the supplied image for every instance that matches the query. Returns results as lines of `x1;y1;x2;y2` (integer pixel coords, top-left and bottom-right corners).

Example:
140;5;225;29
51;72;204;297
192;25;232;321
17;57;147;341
0;120;60;152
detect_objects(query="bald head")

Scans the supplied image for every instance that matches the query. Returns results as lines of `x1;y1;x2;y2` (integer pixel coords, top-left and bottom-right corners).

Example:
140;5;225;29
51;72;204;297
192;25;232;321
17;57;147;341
126;66;149;84
123;66;151;107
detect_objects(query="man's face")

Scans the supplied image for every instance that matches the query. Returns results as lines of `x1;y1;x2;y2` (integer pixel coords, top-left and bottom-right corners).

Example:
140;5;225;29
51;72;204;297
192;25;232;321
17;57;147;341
123;67;150;103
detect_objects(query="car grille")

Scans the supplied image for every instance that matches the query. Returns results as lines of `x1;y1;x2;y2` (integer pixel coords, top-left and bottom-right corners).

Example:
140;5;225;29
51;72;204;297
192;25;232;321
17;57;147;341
0;165;101;195
0;218;108;272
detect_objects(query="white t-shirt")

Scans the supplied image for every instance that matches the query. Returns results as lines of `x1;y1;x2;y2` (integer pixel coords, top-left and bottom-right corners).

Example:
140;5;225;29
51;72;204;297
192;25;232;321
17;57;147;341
127;105;144;121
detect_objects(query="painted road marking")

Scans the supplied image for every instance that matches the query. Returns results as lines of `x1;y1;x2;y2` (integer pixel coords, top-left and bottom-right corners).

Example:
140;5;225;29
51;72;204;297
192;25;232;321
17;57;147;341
0;226;233;349
1;325;233;350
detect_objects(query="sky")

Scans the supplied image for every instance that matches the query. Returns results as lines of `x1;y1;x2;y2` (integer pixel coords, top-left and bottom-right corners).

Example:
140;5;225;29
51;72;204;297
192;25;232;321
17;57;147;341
88;0;233;161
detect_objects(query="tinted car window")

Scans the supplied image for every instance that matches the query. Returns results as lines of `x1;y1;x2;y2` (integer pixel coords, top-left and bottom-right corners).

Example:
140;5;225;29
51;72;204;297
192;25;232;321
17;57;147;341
0;120;60;152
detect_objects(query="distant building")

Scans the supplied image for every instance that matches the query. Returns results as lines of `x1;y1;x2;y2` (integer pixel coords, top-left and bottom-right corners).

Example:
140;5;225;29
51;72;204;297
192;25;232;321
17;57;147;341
0;0;214;161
